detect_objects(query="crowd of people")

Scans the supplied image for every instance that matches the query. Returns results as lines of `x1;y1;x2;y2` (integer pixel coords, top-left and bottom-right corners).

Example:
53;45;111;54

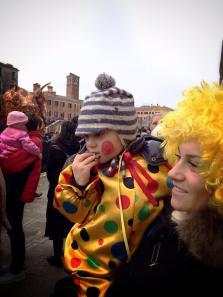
0;73;223;296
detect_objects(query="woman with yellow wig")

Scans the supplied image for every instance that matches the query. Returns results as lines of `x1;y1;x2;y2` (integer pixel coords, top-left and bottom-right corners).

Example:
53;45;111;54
107;82;223;294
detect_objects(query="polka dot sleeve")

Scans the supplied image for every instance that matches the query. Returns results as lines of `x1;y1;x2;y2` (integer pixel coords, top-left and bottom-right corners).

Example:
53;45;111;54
54;165;98;224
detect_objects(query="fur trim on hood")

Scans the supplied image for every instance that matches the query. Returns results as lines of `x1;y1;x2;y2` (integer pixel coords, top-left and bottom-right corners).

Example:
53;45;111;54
176;207;223;268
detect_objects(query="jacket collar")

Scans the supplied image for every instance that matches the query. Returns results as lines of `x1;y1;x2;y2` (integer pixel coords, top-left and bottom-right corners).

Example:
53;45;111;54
176;207;223;268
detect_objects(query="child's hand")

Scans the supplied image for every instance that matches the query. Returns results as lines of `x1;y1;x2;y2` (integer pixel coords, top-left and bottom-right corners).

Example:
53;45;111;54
72;152;100;186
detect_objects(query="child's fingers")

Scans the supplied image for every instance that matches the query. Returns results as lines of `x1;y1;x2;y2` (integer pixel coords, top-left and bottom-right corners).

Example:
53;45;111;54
82;154;100;166
75;152;94;161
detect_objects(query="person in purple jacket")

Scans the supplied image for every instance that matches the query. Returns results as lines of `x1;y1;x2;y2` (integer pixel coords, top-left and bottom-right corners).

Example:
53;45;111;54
0;111;41;160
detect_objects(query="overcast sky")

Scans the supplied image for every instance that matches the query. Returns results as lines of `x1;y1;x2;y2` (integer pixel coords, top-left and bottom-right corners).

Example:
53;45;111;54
1;0;223;108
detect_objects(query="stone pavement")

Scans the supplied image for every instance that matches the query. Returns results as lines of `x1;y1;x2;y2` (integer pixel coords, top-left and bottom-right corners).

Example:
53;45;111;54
0;173;67;297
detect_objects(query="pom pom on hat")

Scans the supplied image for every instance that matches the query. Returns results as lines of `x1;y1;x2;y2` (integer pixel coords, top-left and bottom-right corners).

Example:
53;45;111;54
95;73;116;90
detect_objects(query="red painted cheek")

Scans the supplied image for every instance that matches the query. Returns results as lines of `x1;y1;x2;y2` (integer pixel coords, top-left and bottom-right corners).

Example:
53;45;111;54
101;141;114;155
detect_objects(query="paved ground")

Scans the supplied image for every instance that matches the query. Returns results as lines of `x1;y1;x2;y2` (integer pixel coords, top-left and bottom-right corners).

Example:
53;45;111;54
0;173;67;297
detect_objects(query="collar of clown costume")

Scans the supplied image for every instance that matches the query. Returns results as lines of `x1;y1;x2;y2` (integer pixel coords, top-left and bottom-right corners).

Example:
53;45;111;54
95;150;159;207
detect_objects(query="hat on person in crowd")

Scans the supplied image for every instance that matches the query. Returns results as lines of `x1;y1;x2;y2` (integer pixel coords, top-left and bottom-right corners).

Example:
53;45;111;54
75;73;138;144
7;111;28;126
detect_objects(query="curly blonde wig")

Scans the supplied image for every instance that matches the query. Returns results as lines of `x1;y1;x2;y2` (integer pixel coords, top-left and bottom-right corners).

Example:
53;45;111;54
159;82;223;213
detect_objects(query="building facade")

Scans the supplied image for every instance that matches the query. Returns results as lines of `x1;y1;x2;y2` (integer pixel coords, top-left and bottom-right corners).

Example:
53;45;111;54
34;73;82;122
136;104;173;128
0;62;19;95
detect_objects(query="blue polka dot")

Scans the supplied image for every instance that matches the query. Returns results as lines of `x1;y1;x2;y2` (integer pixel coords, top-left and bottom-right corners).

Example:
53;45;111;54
63;202;78;214
111;241;127;261
166;176;173;189
102;169;109;176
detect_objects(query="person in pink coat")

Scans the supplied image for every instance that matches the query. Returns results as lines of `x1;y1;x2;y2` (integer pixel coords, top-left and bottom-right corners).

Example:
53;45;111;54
0;111;41;159
0;113;43;285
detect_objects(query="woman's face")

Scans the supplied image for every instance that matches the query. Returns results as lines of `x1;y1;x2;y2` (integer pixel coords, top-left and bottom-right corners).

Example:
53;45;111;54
84;129;124;163
168;141;211;213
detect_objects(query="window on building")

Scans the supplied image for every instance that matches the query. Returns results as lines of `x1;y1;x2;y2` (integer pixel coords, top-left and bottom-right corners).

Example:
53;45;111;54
47;100;51;105
12;71;15;80
68;103;72;108
48;111;51;116
0;68;2;77
60;102;65;107
54;111;58;117
68;113;71;119
55;101;59;106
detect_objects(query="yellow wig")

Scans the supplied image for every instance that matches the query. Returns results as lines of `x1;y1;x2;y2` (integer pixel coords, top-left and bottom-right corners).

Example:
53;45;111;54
159;82;223;213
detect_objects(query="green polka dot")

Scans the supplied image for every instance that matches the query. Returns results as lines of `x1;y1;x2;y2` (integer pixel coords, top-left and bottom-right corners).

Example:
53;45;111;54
134;194;138;203
157;178;162;185
84;199;91;207
98;204;105;212
138;206;151;221
104;220;118;233
87;255;100;269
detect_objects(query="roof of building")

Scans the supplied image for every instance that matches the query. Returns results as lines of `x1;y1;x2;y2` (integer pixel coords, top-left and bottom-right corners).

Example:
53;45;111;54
0;61;19;71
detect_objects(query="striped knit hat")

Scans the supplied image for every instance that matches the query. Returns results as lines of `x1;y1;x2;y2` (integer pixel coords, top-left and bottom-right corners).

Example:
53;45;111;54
75;73;138;143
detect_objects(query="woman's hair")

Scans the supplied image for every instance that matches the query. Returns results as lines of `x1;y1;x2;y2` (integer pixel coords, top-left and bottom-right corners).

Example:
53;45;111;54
56;120;77;143
159;82;223;212
26;113;43;132
54;120;80;155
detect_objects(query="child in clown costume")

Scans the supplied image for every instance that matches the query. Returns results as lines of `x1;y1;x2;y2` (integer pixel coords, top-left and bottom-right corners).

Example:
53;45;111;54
54;73;172;297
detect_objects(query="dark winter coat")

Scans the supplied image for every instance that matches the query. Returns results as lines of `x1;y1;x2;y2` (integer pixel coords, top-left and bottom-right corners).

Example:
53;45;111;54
106;199;223;295
45;140;79;239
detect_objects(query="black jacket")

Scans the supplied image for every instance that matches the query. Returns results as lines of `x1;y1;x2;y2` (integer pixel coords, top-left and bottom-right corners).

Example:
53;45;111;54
107;200;223;295
45;142;79;239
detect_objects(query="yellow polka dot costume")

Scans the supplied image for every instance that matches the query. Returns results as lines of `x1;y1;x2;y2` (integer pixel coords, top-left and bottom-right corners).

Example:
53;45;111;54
54;73;172;297
54;152;171;297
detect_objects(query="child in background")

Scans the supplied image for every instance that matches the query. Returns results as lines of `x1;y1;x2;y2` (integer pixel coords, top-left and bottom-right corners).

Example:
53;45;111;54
54;73;171;297
0;111;41;159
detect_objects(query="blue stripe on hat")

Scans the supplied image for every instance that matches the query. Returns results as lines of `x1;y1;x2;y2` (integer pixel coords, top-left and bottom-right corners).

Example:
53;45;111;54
80;109;136;116
83;100;134;107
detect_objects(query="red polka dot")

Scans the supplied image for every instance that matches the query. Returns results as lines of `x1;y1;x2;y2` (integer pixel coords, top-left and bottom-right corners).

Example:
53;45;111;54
55;185;62;192
98;239;104;245
147;179;159;193
116;195;130;209
71;258;81;268
63;173;72;184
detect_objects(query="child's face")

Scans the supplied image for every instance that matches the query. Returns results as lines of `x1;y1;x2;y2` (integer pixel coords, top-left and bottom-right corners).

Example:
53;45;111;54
11;123;27;131
84;129;124;163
